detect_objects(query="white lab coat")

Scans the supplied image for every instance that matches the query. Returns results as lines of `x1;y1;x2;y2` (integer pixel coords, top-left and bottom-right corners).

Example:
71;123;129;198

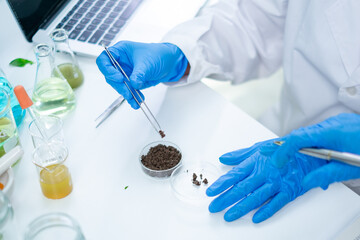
162;0;360;136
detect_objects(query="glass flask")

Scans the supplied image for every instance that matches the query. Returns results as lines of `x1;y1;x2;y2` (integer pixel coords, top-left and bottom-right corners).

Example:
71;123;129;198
0;68;25;126
50;29;84;89
32;43;76;117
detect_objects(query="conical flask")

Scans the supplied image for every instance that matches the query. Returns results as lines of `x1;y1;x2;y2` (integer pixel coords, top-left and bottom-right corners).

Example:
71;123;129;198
50;29;84;89
32;43;76;117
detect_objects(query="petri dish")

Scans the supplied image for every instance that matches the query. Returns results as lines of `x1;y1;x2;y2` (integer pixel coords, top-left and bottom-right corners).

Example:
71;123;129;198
170;162;220;204
24;212;85;240
139;141;182;179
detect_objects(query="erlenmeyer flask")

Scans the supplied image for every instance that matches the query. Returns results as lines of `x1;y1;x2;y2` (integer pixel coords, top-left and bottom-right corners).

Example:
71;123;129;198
50;29;84;89
32;43;76;117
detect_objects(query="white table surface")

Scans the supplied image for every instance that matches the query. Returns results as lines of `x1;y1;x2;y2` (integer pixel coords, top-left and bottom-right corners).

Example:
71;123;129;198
1;1;360;239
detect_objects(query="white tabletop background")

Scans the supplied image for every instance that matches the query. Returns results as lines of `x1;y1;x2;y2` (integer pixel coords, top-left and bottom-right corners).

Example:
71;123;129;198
1;0;360;239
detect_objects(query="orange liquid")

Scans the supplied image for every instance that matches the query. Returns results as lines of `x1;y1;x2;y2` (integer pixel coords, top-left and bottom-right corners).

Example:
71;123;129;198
40;164;73;199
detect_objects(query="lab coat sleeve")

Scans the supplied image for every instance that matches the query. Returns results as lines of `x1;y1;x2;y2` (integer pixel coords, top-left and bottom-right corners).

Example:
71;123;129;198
338;65;360;113
162;0;288;86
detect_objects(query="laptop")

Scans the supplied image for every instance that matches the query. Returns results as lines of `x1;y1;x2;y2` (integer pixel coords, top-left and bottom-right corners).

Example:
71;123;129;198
6;0;207;56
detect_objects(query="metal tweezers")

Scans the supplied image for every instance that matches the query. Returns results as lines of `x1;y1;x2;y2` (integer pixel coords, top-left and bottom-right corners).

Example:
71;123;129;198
95;96;125;128
274;141;360;167
95;44;165;138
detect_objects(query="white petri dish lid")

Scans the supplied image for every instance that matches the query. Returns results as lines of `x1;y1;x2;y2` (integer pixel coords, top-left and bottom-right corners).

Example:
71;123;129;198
170;162;220;204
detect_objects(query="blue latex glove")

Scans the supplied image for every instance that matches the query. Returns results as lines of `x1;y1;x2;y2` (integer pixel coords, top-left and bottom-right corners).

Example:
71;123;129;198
96;41;188;109
206;113;360;223
206;143;326;223
271;113;360;190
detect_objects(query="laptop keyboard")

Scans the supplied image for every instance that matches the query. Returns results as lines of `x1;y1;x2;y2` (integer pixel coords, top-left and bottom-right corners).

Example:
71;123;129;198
56;0;143;46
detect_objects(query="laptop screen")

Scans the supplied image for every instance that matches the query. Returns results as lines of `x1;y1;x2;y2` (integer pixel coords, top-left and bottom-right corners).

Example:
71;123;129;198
7;0;69;42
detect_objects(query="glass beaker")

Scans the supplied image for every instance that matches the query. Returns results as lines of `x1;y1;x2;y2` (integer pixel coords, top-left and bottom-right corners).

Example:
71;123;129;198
0;68;26;126
24;212;85;240
0;89;21;163
0;190;17;239
32;43;76;117
28;115;64;148
32;143;73;199
50;29;84;89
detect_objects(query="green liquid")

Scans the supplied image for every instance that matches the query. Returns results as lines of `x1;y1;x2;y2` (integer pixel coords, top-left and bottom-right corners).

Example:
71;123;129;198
32;77;76;117
56;63;84;89
0;117;20;159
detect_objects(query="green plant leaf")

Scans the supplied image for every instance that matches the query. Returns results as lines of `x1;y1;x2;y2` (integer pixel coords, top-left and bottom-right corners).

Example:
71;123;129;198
9;58;34;67
124;186;128;190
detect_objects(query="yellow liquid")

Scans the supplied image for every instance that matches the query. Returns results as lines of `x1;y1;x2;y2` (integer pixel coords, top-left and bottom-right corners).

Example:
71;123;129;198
40;164;73;199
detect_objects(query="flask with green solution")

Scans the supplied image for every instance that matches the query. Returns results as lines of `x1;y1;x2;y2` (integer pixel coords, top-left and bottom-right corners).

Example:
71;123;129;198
50;28;84;89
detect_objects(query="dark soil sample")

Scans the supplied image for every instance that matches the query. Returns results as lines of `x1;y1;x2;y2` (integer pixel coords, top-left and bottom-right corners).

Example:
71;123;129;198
141;144;181;173
193;180;201;186
192;173;200;186
192;172;209;186
159;130;166;138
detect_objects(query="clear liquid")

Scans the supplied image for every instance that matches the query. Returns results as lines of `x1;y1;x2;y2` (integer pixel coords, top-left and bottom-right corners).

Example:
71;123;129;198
56;63;84;89
0;117;19;159
32;77;76;117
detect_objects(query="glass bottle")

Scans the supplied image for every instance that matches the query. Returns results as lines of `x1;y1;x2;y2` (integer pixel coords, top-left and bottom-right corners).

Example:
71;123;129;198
0;68;25;126
32;43;76;117
50;29;84;89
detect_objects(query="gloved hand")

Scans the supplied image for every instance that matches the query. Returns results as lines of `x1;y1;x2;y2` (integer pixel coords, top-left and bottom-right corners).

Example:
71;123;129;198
206;144;326;223
96;41;188;109
271;113;360;190
206;113;360;223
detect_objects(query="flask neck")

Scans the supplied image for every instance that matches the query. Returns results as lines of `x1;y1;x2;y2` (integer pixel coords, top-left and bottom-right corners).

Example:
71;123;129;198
53;41;79;66
50;29;79;66
34;44;64;82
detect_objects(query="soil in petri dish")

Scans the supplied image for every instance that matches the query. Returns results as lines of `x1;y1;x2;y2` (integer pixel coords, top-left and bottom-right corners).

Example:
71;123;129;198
141;144;181;170
192;172;208;186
